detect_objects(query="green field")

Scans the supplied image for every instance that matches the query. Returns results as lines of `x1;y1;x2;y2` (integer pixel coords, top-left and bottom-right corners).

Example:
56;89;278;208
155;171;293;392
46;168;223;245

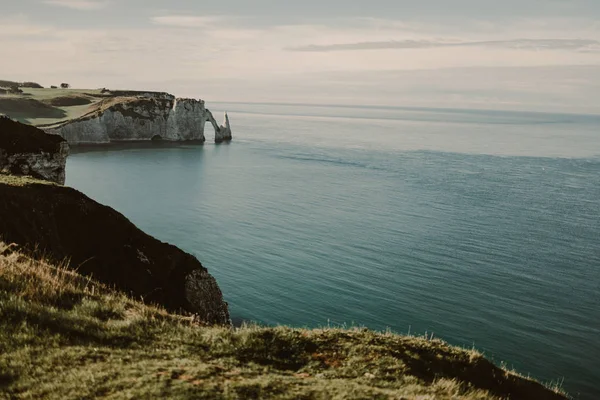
0;86;104;126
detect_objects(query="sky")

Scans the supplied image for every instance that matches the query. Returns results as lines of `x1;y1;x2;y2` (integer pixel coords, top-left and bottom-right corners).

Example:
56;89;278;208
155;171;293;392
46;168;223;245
2;0;600;113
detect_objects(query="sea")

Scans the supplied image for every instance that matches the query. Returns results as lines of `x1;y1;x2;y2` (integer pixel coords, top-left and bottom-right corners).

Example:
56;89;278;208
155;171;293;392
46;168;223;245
66;103;600;399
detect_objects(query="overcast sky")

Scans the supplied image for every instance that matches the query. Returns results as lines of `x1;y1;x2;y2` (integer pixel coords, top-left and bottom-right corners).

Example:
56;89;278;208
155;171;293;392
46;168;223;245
2;0;600;113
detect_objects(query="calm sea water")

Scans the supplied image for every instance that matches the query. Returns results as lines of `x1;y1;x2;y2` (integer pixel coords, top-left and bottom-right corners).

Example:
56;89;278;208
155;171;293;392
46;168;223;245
66;104;600;399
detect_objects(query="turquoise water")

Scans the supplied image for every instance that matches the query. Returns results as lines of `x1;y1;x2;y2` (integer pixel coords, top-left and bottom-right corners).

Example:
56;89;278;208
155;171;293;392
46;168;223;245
66;104;600;399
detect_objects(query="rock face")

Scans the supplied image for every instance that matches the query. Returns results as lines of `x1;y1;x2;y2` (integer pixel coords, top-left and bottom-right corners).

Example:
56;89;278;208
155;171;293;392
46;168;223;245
0;116;69;184
0;175;230;325
45;95;232;145
216;112;233;143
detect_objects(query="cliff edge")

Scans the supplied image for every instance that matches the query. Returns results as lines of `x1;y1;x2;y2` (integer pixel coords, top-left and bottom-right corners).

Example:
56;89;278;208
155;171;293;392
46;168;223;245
0;84;232;145
0;175;230;325
42;94;232;145
0;242;567;399
0;116;68;184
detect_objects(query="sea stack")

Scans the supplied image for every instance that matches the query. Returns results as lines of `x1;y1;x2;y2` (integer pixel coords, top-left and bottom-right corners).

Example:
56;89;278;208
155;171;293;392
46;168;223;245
215;112;233;143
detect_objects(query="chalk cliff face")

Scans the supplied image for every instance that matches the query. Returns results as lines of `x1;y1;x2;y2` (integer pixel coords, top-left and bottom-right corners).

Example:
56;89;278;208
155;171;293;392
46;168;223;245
0;175;230;325
45;95;232;145
0;116;69;184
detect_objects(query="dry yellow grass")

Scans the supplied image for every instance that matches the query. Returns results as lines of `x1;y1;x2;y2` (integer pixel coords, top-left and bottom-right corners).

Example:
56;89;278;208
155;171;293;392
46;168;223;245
0;243;568;399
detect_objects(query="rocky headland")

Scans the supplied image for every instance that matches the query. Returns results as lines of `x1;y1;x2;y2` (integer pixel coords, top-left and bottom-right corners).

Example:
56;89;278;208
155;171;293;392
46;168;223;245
0;84;232;145
43;94;232;145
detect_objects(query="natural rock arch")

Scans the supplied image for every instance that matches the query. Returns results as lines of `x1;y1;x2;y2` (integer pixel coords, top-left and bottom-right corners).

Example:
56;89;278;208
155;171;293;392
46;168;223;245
43;96;233;145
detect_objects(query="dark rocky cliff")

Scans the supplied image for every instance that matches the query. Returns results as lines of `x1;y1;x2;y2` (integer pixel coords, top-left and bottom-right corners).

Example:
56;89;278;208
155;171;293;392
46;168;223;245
0;116;68;184
0;175;230;325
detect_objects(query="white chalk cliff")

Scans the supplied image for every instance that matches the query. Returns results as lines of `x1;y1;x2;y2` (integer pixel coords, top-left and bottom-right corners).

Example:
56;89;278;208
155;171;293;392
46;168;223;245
45;94;232;145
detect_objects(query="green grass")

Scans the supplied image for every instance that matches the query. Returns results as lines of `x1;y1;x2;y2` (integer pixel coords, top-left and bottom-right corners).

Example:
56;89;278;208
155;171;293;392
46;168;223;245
12;88;103;101
0;242;568;399
28;103;97;126
0;87;104;126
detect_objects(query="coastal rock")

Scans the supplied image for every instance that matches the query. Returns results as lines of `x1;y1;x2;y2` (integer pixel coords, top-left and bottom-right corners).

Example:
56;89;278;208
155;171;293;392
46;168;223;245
0;175;230;325
185;269;231;324
45;95;232;145
0;115;69;184
215;112;233;143
166;98;210;141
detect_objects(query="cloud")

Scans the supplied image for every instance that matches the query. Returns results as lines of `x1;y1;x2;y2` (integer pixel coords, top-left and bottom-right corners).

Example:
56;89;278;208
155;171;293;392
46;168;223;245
288;38;600;52
0;15;56;38
150;15;229;28
3;9;600;113
42;0;109;10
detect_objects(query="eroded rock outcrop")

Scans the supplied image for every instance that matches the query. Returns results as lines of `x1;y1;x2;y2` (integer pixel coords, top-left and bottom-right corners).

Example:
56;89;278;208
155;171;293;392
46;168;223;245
0;116;69;184
216;112;233;143
0;175;230;325
45;95;232;145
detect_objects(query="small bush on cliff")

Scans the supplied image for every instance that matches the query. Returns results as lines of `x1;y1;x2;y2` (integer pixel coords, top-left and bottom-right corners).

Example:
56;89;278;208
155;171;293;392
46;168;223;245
0;242;567;400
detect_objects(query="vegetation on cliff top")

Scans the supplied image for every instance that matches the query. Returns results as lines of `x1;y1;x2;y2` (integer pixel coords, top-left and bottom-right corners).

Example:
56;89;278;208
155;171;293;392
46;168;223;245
0;86;105;126
46;95;174;128
0;82;176;127
0;80;43;89
0;241;567;399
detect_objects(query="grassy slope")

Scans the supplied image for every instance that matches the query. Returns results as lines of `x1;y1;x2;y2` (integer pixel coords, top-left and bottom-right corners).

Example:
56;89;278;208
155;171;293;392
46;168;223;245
0;175;230;323
0;88;103;126
0;87;166;128
0;243;567;400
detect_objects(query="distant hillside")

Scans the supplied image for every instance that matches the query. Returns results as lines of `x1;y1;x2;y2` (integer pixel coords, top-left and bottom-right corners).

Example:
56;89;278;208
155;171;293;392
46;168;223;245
0;239;568;399
0;81;232;144
0;85;106;126
0;80;19;88
0;80;44;89
0;81;166;126
0;81;179;127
